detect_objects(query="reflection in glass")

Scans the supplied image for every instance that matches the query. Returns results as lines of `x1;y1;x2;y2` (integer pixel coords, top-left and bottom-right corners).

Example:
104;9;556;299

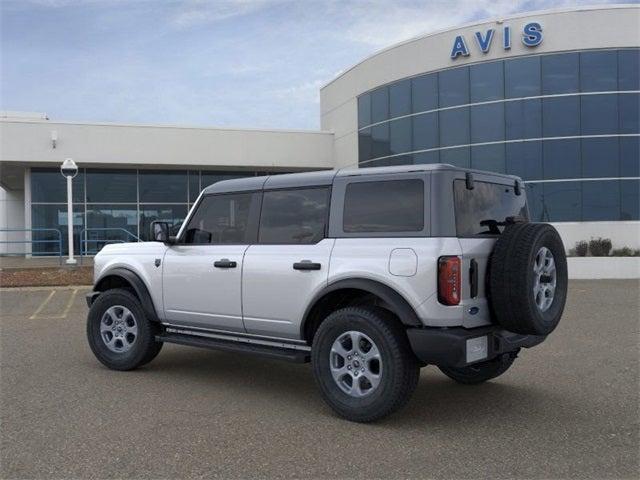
471;103;504;143
413;112;438;151
619;93;639;134
581;94;618;135
580;51;617;92
620;137;640;177
86;170;137;203
505;56;541;98
139;205;188;241
439;67;469;108
86;205;138;253
541;53;579;94
139;170;187;203
371;123;390;158
359;128;372;162
413;151;439;164
505;99;542;140
371;87;389;123
581;138;619;178
471;144;505;173
618;49;640;91
188;170;200;203
31;204;84;255
470;61;504;102
412;74;438;113
543;139;581;179
260;188;329;243
582;181;620;221
389;79;411;118
440;147;470;168
542;182;581;222
31;169;85;203
542;97;580;137
621;180;640;220
439;108;469;147
358;94;371;128
506;142;543;180
390;118;411;155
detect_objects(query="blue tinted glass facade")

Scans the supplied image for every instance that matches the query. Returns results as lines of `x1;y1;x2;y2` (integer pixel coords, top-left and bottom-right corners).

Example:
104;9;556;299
356;48;640;222
30;168;288;254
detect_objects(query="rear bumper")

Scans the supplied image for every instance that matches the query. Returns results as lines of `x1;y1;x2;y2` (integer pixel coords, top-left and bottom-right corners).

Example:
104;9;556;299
406;325;546;368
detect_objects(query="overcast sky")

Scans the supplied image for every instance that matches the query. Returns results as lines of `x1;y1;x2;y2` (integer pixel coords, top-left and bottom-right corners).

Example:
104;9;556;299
0;0;630;129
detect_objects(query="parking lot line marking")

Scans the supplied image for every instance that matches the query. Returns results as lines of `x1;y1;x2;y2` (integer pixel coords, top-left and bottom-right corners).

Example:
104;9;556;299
30;288;80;320
29;290;56;320
59;288;78;318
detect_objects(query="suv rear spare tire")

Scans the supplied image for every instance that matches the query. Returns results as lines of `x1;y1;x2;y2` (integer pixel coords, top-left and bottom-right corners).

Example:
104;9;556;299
489;223;568;336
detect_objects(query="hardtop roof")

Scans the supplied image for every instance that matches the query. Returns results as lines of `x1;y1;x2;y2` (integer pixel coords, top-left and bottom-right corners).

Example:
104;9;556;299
201;163;520;195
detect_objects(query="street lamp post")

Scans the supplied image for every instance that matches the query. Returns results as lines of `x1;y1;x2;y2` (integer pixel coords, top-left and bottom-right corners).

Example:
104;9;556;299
60;158;78;265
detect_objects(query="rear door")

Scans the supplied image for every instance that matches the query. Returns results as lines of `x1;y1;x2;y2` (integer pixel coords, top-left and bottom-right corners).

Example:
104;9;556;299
242;187;333;339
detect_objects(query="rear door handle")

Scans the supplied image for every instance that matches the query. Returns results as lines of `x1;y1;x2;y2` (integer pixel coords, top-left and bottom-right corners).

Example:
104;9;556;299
214;259;237;269
293;261;321;271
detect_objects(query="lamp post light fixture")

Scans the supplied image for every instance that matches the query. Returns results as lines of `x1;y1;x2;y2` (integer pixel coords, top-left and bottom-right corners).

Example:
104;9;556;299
60;158;78;265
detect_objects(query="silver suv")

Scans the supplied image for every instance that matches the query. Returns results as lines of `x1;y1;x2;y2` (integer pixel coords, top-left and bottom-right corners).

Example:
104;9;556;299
86;164;568;422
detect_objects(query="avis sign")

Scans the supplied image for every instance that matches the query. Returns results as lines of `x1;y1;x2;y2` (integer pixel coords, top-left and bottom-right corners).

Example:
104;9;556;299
450;22;543;59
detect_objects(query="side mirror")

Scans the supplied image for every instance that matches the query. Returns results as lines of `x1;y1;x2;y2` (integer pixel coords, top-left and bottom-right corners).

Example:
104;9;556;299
151;221;170;243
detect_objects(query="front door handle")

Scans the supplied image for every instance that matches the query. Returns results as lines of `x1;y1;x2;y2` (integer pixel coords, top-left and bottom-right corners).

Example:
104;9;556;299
293;261;321;271
214;259;237;269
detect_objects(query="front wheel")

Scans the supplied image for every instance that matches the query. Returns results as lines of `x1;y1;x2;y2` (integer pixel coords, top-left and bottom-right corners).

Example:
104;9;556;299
438;353;516;385
312;307;419;423
86;288;163;371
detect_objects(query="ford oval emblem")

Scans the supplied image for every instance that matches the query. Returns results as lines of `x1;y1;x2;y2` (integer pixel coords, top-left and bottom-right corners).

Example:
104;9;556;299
468;306;479;315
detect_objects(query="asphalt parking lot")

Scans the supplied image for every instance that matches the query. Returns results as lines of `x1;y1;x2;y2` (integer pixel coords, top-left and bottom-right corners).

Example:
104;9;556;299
1;281;638;479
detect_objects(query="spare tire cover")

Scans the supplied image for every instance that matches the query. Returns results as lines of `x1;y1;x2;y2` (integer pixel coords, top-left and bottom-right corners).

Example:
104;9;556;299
489;223;568;336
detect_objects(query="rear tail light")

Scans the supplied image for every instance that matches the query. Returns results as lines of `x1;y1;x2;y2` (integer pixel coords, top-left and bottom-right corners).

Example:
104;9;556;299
438;256;461;306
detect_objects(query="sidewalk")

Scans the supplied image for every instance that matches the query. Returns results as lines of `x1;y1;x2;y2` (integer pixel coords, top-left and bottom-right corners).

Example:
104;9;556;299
0;256;93;269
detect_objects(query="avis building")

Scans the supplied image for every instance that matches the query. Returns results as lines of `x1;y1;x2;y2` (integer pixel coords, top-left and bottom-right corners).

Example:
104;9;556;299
1;5;638;257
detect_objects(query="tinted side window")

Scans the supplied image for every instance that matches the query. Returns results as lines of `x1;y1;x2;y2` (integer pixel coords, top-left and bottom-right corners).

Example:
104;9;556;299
183;193;255;244
343;180;424;233
259;188;329;244
454;180;528;236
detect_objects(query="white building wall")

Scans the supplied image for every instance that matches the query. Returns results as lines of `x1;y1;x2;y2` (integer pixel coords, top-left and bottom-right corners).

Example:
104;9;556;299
0;120;335;170
0;186;25;254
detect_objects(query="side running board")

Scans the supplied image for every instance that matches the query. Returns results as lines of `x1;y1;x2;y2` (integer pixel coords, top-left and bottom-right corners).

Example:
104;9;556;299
156;331;311;363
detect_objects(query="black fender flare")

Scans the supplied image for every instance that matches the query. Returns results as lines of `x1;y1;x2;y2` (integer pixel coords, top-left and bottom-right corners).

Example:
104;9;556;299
93;267;159;322
300;278;422;339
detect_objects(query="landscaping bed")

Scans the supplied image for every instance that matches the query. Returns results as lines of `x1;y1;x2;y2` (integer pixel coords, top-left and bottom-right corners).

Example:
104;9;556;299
0;266;93;287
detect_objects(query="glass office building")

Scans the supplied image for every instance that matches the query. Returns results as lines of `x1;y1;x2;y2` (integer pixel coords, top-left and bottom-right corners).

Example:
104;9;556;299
29;169;280;255
356;48;639;223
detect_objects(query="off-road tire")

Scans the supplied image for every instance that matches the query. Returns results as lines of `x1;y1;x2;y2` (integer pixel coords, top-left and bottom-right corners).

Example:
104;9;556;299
87;288;163;371
489;222;568;335
439;353;516;385
312;306;419;423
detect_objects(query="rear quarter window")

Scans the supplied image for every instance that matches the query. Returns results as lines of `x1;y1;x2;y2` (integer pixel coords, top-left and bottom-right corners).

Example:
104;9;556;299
454;179;528;236
343;179;424;233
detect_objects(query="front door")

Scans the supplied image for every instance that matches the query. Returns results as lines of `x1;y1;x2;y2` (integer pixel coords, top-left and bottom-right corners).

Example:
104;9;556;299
162;191;260;332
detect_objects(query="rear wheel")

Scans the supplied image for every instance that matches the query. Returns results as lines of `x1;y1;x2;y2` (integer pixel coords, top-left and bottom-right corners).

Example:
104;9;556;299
87;289;163;371
312;306;419;423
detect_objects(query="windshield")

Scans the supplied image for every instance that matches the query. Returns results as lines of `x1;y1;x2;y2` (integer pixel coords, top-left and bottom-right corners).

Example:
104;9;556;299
454;179;528;236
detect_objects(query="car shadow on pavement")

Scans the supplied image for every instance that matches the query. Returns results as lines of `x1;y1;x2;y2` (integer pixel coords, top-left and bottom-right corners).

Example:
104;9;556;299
97;344;564;425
